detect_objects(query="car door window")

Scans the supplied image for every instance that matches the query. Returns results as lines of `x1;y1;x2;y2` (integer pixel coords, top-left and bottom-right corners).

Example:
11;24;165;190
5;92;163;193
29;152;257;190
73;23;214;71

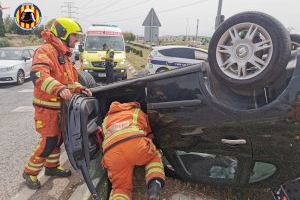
28;49;35;58
22;50;31;59
175;151;238;184
159;48;195;59
248;162;277;184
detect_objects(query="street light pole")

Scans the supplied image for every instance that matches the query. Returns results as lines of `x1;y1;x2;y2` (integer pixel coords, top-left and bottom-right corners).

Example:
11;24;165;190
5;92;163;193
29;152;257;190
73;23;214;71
215;0;223;30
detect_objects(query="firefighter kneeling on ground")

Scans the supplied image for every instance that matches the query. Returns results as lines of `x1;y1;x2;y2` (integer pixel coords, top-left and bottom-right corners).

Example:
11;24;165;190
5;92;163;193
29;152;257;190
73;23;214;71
100;101;165;200
23;17;92;189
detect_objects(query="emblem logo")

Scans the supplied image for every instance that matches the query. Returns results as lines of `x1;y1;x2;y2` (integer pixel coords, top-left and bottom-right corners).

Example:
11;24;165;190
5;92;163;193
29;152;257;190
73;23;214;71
14;3;42;30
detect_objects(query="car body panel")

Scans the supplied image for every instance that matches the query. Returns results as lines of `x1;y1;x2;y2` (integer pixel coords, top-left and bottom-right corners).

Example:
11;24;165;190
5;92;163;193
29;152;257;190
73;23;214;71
145;45;208;74
63;50;300;196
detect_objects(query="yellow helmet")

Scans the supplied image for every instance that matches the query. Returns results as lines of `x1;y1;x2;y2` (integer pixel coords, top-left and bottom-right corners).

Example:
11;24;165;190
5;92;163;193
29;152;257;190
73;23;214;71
50;17;83;41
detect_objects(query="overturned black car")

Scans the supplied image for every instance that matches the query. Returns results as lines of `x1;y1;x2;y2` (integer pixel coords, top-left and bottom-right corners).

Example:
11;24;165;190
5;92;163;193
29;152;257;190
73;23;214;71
62;11;300;200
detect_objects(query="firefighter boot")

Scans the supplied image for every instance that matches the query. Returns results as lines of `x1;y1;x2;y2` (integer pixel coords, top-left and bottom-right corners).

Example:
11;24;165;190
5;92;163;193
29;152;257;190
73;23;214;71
45;166;71;177
23;172;41;190
147;179;162;200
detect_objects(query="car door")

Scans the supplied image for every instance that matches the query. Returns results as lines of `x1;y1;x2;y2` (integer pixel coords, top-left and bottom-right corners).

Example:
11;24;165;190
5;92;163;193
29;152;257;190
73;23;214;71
159;48;201;69
62;95;110;200
146;66;253;187
22;49;32;77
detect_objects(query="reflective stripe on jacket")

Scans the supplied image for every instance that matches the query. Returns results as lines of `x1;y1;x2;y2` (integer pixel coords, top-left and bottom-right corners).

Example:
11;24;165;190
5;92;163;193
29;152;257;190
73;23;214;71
31;30;82;109
102;101;152;152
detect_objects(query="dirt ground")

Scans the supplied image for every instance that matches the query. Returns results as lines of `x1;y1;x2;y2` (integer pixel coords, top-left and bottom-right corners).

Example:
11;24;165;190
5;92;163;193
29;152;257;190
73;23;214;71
131;167;272;200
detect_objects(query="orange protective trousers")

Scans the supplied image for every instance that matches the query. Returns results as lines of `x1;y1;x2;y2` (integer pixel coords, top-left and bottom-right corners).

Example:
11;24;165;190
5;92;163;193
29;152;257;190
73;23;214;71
102;137;165;200
24;107;62;176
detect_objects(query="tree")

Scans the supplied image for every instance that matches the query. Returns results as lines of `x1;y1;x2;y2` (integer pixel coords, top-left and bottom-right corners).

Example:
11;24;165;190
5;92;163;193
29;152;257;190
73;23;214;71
0;4;6;36
123;32;136;42
4;15;14;33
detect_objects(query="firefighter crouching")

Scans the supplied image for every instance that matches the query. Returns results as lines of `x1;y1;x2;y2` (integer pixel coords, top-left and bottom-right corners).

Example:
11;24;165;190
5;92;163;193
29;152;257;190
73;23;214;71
23;17;92;189
101;101;165;200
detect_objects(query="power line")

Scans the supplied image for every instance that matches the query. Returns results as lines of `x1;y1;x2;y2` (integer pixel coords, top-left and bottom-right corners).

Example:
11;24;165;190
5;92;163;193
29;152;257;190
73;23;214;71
79;0;97;9
83;0;151;19
159;0;209;14
81;0;121;18
89;0;209;24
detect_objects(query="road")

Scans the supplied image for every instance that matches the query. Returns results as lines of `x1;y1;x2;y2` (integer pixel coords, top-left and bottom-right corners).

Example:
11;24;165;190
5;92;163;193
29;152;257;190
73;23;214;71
0;81;37;200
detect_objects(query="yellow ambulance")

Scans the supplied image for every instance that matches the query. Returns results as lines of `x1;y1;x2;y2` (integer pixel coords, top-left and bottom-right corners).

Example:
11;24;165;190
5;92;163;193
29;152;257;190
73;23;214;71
80;24;127;80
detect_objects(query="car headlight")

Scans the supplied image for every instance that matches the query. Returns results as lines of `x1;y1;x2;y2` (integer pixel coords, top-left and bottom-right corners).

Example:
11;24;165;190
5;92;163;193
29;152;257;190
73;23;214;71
119;60;126;65
120;69;125;73
83;59;91;66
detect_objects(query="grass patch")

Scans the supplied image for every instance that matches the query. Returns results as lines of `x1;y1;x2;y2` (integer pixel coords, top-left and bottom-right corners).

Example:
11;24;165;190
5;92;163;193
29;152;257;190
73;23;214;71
0;37;9;47
126;45;150;70
5;34;43;47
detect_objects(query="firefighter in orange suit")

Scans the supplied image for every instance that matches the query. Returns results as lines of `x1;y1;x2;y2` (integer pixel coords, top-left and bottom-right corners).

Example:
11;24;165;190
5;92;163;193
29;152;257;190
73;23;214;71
102;101;165;200
23;18;92;190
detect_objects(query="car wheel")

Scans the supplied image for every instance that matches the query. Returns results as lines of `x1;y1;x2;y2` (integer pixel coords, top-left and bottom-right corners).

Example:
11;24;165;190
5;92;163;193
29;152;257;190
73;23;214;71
77;70;97;88
16;70;25;85
291;34;300;52
156;67;169;73
208;11;291;90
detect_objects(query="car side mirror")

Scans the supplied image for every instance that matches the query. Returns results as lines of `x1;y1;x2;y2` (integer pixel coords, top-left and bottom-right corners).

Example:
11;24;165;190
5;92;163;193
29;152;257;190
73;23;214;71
78;44;84;52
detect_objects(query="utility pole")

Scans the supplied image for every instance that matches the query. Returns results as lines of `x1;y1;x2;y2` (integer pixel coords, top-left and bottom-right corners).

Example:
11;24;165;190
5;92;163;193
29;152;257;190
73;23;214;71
61;1;78;19
195;19;199;41
215;0;223;30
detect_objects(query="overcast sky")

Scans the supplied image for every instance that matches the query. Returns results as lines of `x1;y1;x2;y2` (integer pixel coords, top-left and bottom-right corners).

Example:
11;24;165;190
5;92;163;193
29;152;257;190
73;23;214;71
3;0;300;36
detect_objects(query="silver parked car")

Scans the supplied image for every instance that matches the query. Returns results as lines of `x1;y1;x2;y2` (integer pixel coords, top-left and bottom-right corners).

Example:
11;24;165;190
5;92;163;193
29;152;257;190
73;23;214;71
0;47;34;85
145;45;208;74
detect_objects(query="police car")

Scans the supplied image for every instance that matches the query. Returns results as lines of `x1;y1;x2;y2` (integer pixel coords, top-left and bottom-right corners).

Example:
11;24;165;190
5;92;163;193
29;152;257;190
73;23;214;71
145;45;208;74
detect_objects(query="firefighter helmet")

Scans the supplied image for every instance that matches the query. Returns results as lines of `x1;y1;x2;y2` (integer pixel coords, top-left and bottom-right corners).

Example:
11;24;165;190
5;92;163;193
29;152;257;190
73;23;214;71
20;8;36;24
50;18;83;41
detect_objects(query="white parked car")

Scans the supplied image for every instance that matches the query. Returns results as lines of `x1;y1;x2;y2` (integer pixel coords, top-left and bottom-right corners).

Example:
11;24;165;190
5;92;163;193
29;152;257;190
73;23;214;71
0;47;34;85
145;45;208;74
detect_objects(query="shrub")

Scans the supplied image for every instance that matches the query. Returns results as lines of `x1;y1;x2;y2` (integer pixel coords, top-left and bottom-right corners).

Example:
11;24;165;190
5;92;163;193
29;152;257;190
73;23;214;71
0;37;9;47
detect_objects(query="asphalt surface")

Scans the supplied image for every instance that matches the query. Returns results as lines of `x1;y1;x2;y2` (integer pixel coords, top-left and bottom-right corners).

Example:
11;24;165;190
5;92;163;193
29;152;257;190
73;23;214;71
0;81;38;200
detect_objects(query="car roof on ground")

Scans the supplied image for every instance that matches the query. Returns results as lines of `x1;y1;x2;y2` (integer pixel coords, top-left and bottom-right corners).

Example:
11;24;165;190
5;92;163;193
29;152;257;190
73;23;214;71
152;45;207;52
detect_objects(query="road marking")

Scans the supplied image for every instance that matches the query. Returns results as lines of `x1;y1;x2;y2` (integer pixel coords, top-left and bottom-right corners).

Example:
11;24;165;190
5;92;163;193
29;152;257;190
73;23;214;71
11;106;34;113
18;89;33;93
10;152;68;200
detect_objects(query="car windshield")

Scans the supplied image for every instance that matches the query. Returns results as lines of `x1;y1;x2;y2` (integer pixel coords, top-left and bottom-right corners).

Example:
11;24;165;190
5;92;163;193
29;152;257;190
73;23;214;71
0;49;23;60
85;36;124;51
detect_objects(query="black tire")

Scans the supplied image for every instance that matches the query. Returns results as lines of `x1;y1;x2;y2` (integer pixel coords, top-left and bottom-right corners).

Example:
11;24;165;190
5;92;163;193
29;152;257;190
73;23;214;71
77;70;97;88
16;70;25;85
208;11;291;90
291;34;300;51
